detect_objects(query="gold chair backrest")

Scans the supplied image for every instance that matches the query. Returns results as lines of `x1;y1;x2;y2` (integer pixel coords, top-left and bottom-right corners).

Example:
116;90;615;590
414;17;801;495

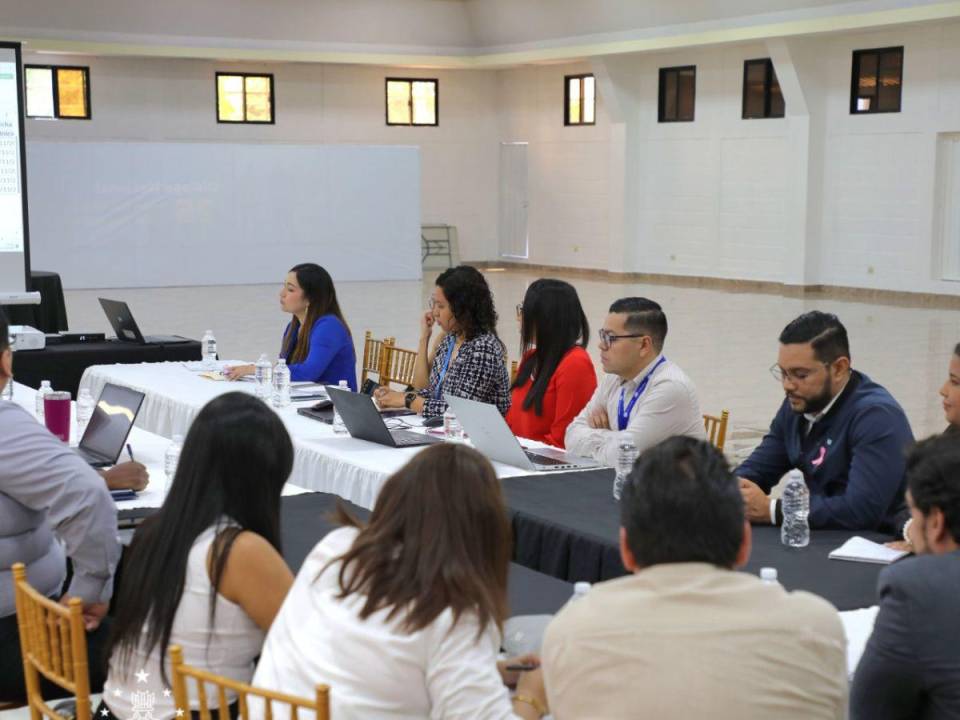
361;331;394;386
12;563;92;720
703;410;730;453
169;645;330;720
509;360;518;385
380;341;418;390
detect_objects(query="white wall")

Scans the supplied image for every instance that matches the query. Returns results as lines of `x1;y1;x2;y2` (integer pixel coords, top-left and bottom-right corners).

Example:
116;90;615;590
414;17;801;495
498;20;960;296
21;17;960;296
23;55;502;273
497;63;613;269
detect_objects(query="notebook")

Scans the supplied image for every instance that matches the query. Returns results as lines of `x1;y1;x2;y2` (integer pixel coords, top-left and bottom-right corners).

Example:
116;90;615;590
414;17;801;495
828;536;909;565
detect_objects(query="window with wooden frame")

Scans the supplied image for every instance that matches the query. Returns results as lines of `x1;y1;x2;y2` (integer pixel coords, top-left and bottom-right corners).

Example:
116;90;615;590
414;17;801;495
658;66;696;123
564;74;596;126
386;78;438;126
742;59;785;119
24;65;90;119
850;46;903;114
216;73;274;124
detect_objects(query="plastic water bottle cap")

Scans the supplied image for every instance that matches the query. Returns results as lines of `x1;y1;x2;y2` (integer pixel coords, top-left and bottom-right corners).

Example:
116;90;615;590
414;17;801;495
41;380;51;388
276;358;286;366
573;581;591;595
339;380;349;388
760;567;778;582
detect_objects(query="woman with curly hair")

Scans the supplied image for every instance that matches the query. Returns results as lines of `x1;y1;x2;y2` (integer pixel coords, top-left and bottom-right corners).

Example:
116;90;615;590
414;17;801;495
375;265;511;418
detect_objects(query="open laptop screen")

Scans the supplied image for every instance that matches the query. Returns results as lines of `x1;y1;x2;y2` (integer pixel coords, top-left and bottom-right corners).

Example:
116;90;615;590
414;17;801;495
79;383;145;463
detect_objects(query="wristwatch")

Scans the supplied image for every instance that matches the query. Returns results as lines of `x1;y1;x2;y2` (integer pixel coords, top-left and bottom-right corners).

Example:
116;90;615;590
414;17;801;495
403;391;417;409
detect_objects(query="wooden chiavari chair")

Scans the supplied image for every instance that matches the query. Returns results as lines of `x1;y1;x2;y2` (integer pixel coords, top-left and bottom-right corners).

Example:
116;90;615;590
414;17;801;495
702;410;730;453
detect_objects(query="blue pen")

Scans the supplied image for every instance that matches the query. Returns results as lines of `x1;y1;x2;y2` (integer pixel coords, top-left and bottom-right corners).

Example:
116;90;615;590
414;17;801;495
126;443;135;462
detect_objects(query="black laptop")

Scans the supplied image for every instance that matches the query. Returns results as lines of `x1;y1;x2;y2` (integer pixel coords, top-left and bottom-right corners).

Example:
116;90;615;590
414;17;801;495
98;298;190;345
76;383;146;467
326;385;440;448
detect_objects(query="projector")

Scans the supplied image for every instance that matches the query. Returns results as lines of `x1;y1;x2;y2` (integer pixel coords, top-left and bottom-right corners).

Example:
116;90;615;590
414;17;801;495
9;325;46;351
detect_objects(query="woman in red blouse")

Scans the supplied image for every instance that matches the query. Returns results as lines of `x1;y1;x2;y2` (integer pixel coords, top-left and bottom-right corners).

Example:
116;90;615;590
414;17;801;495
506;279;597;448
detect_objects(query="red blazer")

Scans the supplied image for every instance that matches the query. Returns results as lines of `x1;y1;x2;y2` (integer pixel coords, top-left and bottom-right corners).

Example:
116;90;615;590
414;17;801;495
505;346;597;449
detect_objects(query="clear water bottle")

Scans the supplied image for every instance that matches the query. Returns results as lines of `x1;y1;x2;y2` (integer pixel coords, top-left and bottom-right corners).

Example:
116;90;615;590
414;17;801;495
781;469;810;548
569;581;591;604
612;439;639;500
760;567;779;585
254;354;273;400
332;380;350;434
164;434;184;486
443;409;463;441
272;358;291;408
201;330;217;370
76;388;95;439
35;380;53;420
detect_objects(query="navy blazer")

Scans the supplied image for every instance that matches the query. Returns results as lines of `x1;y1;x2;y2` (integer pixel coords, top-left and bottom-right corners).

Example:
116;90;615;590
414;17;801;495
851;550;960;720
735;371;913;531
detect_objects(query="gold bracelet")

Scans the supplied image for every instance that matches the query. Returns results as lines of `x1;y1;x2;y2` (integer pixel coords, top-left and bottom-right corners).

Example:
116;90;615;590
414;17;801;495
513;694;547;717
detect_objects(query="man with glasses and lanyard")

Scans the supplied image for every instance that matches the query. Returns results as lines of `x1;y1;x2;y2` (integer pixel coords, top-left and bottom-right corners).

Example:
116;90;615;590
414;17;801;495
565;297;704;466
736;311;914;531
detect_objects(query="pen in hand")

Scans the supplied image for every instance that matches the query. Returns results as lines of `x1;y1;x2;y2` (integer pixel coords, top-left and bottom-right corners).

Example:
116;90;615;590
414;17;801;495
126;443;135;463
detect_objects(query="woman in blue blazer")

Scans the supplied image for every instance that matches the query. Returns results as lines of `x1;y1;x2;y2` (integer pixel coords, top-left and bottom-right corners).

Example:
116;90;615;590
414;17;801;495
226;263;357;389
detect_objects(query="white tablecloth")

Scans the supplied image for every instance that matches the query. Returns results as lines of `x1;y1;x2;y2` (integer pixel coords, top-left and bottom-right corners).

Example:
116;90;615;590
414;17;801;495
9;380;311;513
78;362;570;509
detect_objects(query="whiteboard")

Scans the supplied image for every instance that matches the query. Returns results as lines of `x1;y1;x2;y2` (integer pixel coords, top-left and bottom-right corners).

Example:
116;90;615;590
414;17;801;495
0;44;29;294
25;141;422;289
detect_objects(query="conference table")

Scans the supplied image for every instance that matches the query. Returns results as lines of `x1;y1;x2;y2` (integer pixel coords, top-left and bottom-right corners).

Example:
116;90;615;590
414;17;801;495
75;363;890;612
9;381;574;620
79;361;566;510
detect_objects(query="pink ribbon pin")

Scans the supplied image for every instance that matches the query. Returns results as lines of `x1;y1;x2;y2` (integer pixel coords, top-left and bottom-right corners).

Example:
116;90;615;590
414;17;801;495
811;445;827;468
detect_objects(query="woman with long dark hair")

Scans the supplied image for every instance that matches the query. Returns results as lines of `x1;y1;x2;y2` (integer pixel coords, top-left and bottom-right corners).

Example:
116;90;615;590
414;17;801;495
252;443;548;719
226;263;357;389
374;265;510;418
102;393;295;718
506;279;596;448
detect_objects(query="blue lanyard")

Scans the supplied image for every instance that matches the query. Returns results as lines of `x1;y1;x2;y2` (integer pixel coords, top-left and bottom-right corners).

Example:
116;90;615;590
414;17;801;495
434;338;457;400
617;356;666;431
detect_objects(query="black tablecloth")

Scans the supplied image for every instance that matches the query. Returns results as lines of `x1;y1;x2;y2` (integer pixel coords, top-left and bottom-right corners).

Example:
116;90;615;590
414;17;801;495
13;340;202;397
121;492;573;618
1;271;69;332
502;470;889;611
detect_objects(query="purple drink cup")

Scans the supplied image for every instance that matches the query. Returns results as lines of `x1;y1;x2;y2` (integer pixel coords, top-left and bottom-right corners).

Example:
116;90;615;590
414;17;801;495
44;391;72;442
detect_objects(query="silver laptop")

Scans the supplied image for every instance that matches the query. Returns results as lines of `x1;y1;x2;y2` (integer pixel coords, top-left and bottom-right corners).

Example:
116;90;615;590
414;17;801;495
444;394;599;472
327;385;441;448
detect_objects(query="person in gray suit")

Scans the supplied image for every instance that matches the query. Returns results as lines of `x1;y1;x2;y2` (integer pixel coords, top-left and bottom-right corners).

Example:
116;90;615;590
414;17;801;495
851;433;960;720
0;309;120;701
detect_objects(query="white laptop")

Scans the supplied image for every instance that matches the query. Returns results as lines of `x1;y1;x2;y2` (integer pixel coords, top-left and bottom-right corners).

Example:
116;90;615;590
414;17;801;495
444;394;599;472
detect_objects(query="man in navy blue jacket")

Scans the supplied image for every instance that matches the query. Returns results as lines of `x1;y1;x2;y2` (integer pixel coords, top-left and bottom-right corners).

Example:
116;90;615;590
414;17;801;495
736;311;914;531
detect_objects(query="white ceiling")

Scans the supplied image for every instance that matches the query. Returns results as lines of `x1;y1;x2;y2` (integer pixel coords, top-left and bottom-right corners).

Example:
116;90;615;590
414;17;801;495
1;0;957;67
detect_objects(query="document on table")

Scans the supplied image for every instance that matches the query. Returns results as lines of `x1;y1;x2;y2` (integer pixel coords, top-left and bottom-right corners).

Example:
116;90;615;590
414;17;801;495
829;536;908;564
841;606;879;678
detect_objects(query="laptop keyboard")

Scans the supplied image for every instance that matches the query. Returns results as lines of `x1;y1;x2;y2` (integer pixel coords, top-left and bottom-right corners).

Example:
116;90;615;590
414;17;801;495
525;451;569;466
392;430;436;447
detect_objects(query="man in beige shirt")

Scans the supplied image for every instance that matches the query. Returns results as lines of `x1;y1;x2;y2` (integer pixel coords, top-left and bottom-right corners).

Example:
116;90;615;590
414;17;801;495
542;436;848;720
564;297;704;467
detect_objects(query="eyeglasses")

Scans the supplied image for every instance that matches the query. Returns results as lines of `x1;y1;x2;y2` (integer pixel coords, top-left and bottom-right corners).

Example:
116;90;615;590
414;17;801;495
769;362;829;383
598;329;647;348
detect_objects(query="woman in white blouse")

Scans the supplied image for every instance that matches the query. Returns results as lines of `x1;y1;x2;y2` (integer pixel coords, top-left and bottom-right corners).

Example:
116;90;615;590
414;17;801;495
252;443;548;719
102;393;295;719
